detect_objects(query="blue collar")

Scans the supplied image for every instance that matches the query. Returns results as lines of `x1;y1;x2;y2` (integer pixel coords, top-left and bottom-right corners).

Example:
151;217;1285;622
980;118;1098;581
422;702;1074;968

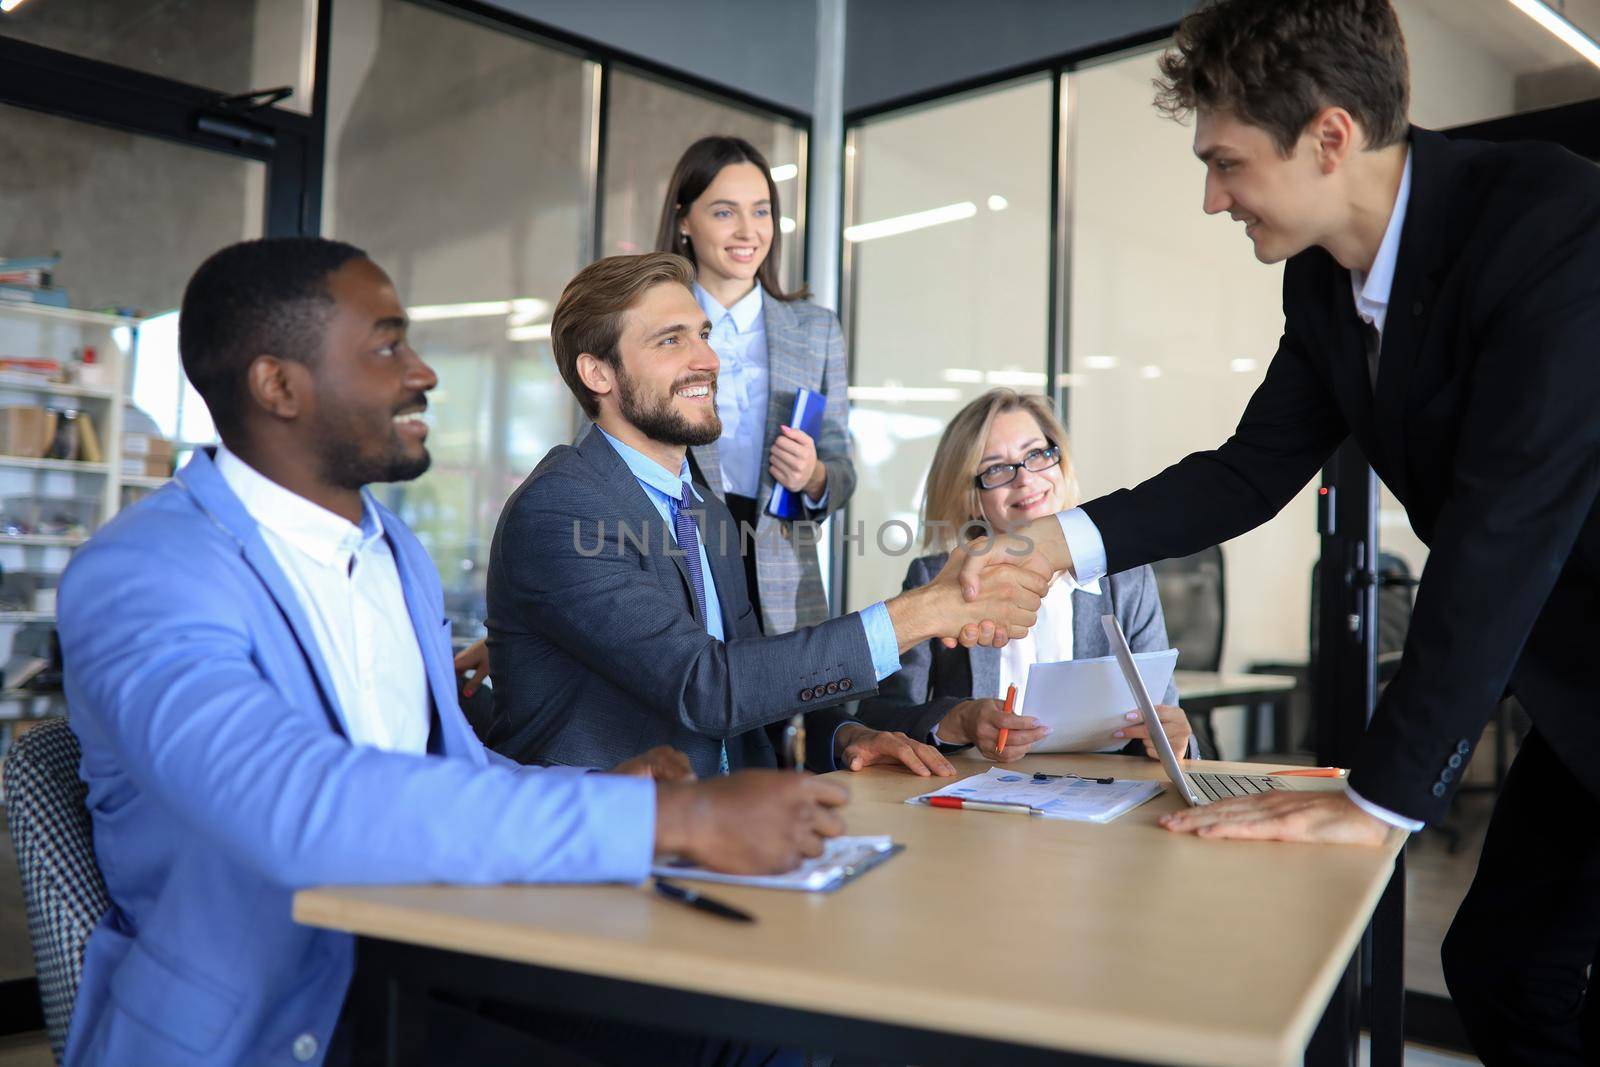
694;281;765;334
595;426;703;504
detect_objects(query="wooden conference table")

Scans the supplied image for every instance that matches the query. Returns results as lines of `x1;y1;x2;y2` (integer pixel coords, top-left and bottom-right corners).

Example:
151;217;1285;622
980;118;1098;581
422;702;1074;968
295;752;1407;1067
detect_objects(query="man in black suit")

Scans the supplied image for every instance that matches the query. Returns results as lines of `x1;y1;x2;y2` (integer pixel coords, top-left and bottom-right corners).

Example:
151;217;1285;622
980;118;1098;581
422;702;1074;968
959;2;1600;1063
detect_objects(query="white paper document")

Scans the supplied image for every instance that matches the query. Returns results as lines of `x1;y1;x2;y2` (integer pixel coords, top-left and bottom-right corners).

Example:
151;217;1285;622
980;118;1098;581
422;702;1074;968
1020;648;1179;753
908;766;1164;824
652;835;901;892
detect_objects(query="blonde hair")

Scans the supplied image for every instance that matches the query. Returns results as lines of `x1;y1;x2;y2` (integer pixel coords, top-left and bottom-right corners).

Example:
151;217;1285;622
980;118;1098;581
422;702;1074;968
920;390;1080;553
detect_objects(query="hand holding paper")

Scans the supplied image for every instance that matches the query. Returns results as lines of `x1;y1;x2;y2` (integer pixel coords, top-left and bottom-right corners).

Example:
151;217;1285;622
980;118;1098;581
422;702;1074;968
1019;649;1179;753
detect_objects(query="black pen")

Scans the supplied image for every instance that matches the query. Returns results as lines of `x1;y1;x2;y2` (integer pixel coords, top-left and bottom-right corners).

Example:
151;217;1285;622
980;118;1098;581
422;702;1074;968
652;878;755;923
1034;772;1116;784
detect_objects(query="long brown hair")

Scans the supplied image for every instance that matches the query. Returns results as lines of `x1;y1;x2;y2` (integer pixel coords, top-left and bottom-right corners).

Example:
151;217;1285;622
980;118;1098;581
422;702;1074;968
653;135;807;302
920;390;1080;553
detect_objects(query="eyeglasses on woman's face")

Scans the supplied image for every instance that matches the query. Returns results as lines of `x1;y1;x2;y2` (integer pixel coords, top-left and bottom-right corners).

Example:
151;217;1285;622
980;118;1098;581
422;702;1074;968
973;442;1062;490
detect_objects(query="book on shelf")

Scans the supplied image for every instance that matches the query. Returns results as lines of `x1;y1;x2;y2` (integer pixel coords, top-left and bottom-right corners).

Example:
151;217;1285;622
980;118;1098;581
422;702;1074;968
0;285;70;308
78;411;102;463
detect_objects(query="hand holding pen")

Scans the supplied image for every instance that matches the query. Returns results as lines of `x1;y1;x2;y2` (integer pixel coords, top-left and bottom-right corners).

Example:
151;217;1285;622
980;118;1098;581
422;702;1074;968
939;687;1048;761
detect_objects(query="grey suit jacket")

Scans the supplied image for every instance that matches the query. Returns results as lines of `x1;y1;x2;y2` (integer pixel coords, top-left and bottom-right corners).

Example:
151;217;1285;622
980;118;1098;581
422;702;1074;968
484;426;871;777
859;552;1180;745
689;293;856;634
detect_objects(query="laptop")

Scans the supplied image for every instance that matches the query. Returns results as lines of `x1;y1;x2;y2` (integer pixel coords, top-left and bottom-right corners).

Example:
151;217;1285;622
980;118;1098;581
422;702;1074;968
1099;614;1343;806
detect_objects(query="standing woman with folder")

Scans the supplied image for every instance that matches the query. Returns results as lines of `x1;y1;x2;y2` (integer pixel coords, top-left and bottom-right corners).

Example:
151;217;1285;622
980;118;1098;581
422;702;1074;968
455;137;855;695
655;135;855;634
859;389;1196;761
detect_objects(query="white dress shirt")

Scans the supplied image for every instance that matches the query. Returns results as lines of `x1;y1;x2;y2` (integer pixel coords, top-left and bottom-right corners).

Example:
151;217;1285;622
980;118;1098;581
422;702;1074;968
997;575;1088;709
1052;150;1424;831
215;445;431;754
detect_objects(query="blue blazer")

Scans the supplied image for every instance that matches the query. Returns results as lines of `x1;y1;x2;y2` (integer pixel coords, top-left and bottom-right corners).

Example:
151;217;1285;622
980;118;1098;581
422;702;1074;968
57;449;653;1067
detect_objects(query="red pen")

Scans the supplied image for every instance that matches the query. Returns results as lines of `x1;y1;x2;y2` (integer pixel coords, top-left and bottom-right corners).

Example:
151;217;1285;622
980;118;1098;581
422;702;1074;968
928;796;1037;816
1268;767;1349;778
996;683;1018;755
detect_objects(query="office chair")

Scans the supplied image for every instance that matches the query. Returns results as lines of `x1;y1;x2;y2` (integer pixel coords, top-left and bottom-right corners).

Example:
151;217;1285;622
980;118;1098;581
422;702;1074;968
3;718;110;1063
1150;545;1225;757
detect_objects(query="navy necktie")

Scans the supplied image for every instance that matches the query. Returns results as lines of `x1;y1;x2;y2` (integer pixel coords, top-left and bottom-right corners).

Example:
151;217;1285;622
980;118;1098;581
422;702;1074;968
673;483;708;625
672;482;728;775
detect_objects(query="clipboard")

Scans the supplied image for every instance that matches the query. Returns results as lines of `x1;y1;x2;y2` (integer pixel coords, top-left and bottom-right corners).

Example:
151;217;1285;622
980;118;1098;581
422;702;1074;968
650;835;903;892
765;386;826;520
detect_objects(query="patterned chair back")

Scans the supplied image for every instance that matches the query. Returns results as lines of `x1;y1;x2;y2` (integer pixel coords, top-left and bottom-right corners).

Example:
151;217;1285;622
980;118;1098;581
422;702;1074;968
3;719;110;1064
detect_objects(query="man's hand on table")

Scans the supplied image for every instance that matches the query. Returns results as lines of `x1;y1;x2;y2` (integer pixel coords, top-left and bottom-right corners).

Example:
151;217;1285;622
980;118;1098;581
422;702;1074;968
834;723;955;777
654;771;851;874
1160;790;1392;846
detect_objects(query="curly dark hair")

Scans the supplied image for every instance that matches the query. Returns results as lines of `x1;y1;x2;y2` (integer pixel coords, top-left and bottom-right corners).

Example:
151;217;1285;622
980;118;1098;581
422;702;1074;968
1153;0;1410;155
180;237;368;438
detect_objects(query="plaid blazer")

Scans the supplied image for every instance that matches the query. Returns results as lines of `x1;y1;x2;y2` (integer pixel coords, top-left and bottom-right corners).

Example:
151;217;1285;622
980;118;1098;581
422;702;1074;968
689;292;855;634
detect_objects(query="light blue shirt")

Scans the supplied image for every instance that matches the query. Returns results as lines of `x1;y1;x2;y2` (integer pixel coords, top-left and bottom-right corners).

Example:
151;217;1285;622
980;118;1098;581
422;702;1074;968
1054;150;1423;833
596;430;898;682
696;282;770;501
597;427;724;642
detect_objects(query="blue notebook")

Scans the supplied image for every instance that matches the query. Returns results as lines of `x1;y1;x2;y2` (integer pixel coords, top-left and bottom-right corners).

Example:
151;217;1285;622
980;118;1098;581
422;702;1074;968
766;387;826;520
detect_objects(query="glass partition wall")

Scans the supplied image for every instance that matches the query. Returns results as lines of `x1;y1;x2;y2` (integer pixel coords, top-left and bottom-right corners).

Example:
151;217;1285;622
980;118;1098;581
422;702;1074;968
318;2;811;639
843;76;1054;609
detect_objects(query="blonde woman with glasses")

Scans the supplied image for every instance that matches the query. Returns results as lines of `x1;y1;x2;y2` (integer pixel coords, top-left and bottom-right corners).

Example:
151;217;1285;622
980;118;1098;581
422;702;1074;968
859;389;1195;762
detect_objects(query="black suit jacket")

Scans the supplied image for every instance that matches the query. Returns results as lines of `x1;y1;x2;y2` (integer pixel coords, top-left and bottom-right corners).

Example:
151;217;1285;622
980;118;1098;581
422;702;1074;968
484;426;863;777
1081;127;1600;823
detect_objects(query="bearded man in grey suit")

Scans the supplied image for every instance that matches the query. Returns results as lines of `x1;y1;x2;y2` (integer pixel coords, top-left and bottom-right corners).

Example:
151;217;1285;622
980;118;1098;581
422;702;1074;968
485;253;1043;779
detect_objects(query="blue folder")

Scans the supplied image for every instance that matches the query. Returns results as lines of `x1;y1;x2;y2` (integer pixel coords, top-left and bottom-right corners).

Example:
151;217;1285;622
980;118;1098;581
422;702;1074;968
766;386;826;520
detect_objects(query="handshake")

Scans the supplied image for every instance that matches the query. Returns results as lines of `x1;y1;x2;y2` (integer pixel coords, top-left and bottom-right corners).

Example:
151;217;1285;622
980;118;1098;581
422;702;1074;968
628;517;1077;877
886;518;1075;652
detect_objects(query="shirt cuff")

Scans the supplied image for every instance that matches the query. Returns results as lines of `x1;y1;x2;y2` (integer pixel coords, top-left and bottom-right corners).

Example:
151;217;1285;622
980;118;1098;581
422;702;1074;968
1057;508;1108;584
858;601;903;682
803;486;829;510
825;720;851;771
1346;787;1425;832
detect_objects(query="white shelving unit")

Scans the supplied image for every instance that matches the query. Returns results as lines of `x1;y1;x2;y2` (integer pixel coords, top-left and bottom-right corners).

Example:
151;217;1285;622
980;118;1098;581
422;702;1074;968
0;301;142;723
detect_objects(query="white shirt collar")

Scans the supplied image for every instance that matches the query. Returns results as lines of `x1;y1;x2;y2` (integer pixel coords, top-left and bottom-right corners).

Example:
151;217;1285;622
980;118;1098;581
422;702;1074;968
214;443;384;568
1060;574;1102;596
694;281;765;334
1351;147;1413;330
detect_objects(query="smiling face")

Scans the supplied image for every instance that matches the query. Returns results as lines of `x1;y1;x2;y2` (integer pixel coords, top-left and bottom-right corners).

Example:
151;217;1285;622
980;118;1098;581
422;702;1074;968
306;258;437;488
607;280;721;447
1195;110;1336;265
679;161;774;294
974;408;1067;535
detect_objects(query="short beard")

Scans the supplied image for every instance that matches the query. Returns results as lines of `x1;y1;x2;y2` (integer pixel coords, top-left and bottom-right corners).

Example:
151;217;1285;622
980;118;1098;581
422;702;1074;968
616;364;721;447
312;412;432;490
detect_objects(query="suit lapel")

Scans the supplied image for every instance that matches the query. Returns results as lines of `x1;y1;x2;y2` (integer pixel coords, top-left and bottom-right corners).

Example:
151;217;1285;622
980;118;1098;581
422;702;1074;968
383;513;481;761
1071;587;1105;657
1370;128;1452;501
580;428;700;622
176;450;354;740
969;643;1001;700
760;292;809;514
688;440;725;502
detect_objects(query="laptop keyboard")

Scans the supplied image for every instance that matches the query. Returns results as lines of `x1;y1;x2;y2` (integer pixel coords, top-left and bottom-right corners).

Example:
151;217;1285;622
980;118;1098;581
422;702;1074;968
1191;772;1285;802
